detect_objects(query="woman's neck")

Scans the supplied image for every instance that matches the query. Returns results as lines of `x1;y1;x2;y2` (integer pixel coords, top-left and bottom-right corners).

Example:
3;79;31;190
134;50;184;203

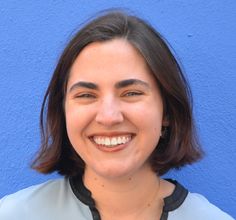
83;166;164;220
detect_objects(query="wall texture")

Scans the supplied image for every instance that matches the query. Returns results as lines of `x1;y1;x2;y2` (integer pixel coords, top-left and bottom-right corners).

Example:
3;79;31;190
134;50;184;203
0;0;235;217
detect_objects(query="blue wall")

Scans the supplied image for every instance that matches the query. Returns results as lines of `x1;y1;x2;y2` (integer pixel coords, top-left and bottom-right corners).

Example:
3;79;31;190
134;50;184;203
0;0;235;217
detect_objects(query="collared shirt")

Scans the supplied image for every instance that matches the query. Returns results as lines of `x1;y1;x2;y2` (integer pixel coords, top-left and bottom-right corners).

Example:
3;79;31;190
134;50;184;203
0;177;234;220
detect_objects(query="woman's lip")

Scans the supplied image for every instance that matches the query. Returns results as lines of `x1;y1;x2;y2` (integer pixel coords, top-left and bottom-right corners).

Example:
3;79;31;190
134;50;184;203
88;131;136;137
89;134;135;153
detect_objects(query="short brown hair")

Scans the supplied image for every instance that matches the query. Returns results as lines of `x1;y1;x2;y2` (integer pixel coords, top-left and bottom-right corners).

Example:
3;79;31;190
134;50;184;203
31;10;203;177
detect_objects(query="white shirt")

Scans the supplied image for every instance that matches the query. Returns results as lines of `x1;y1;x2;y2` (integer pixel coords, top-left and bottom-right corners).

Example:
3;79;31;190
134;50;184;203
0;178;234;220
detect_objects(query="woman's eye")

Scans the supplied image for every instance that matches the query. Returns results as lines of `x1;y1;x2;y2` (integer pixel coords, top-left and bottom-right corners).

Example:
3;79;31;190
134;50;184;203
75;93;95;98
123;91;143;97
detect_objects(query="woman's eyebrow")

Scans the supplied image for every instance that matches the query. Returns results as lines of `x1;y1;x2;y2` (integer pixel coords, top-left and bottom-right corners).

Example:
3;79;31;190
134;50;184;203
68;81;98;93
115;79;150;90
68;79;150;93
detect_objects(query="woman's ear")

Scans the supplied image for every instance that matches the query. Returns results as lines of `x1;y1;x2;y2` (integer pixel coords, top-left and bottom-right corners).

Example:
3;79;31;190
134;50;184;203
160;116;170;139
162;115;169;127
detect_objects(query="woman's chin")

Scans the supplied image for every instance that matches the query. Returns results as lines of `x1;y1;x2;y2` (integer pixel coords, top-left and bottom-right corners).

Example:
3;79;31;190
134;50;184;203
87;161;147;180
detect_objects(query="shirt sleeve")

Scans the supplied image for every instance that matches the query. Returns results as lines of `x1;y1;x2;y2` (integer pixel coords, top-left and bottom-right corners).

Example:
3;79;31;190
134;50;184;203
169;192;235;220
0;195;19;220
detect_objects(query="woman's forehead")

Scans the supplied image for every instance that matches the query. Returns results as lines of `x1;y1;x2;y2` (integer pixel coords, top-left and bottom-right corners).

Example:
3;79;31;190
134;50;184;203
67;39;156;86
71;39;146;68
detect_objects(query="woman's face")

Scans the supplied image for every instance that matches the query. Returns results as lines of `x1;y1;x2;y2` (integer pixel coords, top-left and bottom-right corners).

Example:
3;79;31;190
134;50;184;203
65;39;164;179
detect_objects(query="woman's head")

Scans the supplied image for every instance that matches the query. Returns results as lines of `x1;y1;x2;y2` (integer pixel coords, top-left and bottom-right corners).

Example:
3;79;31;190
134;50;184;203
64;38;165;179
32;10;203;177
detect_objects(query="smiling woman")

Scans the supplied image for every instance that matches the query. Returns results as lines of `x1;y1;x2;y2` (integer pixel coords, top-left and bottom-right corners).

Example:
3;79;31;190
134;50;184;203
65;39;164;179
0;10;234;220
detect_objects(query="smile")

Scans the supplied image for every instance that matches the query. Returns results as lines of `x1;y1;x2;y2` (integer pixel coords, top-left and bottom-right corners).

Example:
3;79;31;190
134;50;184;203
91;135;132;148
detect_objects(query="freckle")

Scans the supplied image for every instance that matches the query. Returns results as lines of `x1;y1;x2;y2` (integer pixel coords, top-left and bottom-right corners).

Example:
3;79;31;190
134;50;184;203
94;177;97;181
128;177;132;181
147;203;151;207
101;184;104;187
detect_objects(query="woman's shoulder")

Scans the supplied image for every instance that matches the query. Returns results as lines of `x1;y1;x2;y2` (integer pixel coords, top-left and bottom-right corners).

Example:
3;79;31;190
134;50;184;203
0;178;91;220
0;179;63;218
1;178;65;204
163;179;234;220
169;191;234;220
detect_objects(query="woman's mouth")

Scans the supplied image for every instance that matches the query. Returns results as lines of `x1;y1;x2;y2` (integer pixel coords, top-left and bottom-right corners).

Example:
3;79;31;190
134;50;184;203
93;135;132;147
89;133;135;151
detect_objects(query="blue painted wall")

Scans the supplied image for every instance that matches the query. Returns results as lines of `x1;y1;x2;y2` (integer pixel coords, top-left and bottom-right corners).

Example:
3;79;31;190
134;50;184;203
0;0;235;217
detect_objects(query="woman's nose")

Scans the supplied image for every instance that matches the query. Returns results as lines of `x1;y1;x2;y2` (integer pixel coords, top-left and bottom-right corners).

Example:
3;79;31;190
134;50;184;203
95;98;124;126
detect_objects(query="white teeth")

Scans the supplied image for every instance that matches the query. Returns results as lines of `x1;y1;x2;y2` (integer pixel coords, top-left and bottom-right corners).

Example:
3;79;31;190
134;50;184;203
98;138;102;145
117;137;122;144
105;138;110;146
93;135;132;147
111;137;117;145
122;136;126;143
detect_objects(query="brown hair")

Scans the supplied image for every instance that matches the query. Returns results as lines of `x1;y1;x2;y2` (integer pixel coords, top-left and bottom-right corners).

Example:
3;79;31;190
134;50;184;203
31;10;203;177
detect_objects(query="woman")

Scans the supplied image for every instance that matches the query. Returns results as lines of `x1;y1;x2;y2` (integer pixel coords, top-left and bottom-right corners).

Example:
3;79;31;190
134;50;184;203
0;11;234;220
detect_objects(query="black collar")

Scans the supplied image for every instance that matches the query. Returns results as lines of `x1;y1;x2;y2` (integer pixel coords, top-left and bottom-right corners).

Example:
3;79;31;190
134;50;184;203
69;176;188;220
